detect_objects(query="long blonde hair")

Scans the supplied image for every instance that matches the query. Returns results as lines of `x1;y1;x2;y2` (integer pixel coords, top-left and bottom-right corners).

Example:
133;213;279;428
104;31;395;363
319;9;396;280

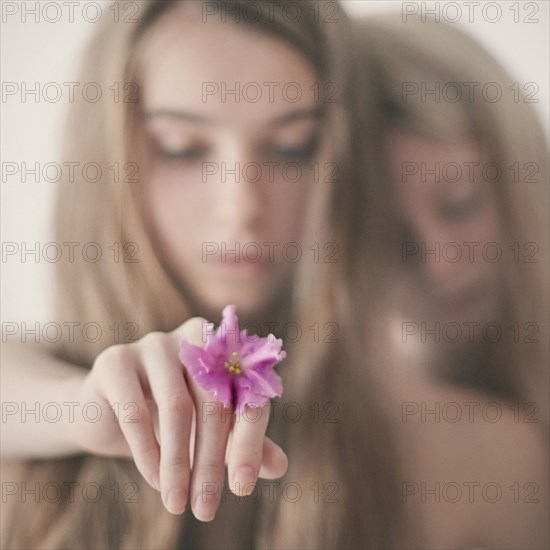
3;1;358;548
258;14;407;550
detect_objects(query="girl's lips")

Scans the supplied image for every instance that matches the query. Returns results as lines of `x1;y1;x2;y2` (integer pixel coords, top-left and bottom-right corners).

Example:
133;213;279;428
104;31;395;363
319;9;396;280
209;257;270;277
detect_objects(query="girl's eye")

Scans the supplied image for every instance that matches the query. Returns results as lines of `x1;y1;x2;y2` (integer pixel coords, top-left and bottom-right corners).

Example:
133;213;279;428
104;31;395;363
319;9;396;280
156;145;205;161
274;139;316;162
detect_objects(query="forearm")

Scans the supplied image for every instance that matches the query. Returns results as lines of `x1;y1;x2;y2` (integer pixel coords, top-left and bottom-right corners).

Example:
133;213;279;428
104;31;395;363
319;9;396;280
1;341;87;458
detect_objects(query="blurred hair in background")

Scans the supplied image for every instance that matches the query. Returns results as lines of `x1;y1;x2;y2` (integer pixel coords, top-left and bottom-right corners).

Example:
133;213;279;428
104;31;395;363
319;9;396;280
352;14;549;421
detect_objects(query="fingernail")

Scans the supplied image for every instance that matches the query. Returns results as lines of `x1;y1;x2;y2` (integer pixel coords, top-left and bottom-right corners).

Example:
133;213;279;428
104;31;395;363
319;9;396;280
234;466;256;495
193;491;217;522
165;488;186;515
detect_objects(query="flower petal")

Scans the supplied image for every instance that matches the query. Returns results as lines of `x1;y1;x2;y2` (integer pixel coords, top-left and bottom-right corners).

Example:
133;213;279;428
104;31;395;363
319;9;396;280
180;338;233;407
239;336;286;371
215;304;241;350
195;371;234;409
234;366;283;412
179;339;212;377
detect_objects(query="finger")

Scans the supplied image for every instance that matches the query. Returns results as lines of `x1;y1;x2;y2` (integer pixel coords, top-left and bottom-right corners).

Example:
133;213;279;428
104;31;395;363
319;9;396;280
223;432;287;480
258;436;288;480
105;437;133;459
146;396;160;445
172;315;211;344
141;332;193;515
186;386;231;521
99;354;161;491
179;317;232;522
227;403;270;495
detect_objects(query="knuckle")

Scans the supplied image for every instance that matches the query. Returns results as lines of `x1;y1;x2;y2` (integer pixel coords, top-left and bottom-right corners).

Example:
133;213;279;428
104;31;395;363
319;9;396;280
118;401;148;429
109;343;134;364
163;455;190;471
164;394;193;416
132;404;151;426
177;317;209;347
137;445;160;467
139;331;169;349
93;344;133;377
194;461;223;480
233;441;262;462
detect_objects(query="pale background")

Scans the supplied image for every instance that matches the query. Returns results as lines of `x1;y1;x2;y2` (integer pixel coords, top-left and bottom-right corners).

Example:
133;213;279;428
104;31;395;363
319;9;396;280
1;1;549;326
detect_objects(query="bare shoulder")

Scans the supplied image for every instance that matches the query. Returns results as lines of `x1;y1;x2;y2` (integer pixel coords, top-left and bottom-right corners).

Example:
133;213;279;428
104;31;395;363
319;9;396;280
397;382;549;549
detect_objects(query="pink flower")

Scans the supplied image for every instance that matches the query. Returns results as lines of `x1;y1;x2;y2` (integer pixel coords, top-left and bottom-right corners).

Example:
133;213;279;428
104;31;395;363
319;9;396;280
179;305;285;412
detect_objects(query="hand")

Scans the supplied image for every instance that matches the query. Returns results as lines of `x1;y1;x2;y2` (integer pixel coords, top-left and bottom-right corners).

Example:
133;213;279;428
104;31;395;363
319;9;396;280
70;317;288;520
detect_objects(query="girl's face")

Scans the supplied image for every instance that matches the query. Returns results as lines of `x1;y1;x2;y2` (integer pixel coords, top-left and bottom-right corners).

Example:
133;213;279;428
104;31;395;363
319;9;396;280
387;129;503;324
139;11;320;317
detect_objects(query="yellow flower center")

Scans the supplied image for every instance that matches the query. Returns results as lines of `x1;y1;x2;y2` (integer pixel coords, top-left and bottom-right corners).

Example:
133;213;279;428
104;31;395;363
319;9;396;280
224;351;242;375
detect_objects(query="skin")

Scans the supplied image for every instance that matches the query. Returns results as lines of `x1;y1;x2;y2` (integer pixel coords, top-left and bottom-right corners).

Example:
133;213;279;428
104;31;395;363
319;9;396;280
374;348;550;548
387;129;503;325
71;318;286;520
140;9;320;320
91;13;321;518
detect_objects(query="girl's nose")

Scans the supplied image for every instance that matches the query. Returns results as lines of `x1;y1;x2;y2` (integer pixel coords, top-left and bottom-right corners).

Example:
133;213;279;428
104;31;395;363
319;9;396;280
211;143;263;233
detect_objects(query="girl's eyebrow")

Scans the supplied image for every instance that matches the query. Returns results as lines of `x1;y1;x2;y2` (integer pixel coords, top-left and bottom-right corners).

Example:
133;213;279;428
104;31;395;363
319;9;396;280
143;107;322;126
270;107;323;126
143;109;208;123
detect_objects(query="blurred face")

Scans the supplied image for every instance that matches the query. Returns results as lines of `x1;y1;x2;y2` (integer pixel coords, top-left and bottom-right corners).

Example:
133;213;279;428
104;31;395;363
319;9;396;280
138;10;320;318
387;129;503;324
